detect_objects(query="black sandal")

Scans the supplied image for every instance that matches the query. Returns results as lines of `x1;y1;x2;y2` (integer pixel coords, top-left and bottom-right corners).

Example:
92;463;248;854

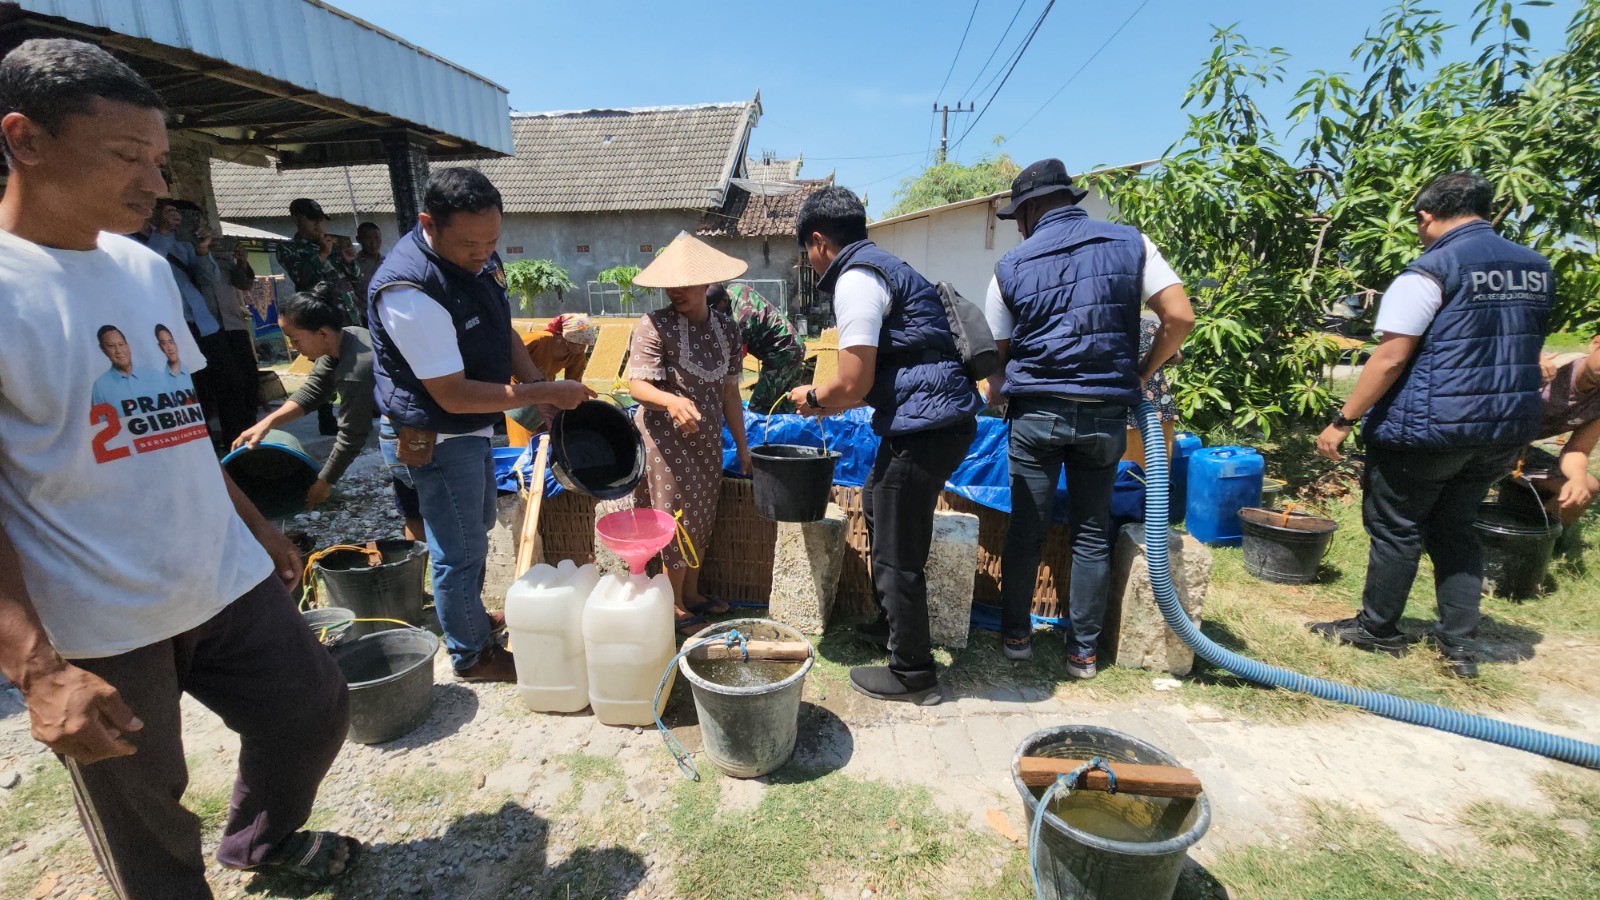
244;831;362;881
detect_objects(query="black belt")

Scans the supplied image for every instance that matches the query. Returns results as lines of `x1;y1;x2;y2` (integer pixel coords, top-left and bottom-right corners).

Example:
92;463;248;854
882;348;955;366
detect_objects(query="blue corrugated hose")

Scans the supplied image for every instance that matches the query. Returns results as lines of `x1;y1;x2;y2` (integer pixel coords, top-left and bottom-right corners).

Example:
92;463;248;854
1134;401;1600;769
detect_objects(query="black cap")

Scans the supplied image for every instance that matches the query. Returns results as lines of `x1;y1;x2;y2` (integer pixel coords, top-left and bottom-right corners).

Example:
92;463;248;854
996;158;1087;220
289;198;328;220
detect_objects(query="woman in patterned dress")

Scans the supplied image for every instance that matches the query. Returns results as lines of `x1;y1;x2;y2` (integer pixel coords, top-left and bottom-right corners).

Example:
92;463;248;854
627;233;752;633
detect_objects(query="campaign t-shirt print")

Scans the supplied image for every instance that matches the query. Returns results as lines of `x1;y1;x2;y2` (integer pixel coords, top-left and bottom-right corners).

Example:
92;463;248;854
89;321;207;463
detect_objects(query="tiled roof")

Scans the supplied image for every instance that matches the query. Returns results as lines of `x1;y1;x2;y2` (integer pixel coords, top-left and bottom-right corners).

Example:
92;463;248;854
696;177;834;238
745;156;802;182
211;99;759;218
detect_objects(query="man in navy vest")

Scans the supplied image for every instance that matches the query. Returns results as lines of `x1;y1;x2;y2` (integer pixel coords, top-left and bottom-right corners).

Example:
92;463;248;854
788;186;983;705
369;168;593;683
986;159;1194;679
1313;172;1553;678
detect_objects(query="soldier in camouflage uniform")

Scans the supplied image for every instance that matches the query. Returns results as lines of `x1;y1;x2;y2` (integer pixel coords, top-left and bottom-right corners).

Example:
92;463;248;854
708;282;807;413
277;198;363;327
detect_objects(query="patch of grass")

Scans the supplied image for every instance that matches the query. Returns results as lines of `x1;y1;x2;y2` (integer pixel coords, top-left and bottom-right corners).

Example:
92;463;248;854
1545;331;1592;354
550;752;624;816
370;767;473;810
183;786;231;840
666;769;981;899
1210;773;1600;899
0;765;72;847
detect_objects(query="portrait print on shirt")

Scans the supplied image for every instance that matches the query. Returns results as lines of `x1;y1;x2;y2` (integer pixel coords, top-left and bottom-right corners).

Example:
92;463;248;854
88;321;207;463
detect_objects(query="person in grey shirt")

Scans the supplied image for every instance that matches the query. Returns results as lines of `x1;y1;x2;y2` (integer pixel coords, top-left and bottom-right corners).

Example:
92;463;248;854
232;285;420;537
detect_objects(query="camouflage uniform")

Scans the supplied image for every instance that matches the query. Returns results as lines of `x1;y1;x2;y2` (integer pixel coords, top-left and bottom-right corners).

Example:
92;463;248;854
726;283;806;413
276;234;363;327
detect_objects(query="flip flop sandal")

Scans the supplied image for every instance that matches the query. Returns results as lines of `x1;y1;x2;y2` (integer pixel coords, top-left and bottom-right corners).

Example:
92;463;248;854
687;596;732;615
674;613;706;636
242;831;362;881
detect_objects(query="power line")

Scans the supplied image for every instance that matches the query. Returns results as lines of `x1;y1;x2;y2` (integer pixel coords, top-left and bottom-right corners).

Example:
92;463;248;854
1009;0;1151;140
806;149;928;161
957;0;1031;104
935;0;984;101
950;0;1057;156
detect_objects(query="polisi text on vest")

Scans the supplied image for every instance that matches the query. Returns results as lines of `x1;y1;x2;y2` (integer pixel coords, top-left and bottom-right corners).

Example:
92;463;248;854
1469;269;1549;295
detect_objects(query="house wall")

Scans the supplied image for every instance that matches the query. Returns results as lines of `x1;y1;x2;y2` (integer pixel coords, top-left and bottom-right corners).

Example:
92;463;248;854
867;187;1117;304
222;210;805;318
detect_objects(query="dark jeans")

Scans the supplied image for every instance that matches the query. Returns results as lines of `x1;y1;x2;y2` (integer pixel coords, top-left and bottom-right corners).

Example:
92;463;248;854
66;577;350;900
215;329;260;447
1001;396;1129;658
1358;444;1519;646
864;418;977;682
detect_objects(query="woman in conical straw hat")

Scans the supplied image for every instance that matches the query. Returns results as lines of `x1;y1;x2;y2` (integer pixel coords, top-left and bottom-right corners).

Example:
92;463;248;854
625;232;753;633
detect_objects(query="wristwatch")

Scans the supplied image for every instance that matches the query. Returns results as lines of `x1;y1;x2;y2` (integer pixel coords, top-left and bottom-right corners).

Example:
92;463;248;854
1330;408;1359;428
806;388;824;410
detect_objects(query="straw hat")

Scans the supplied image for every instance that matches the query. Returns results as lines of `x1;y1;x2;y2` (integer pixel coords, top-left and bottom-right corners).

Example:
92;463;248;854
633;231;747;288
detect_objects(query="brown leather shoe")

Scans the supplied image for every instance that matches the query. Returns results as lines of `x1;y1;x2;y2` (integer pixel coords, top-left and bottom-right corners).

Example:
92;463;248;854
486;609;506;631
454;642;516;683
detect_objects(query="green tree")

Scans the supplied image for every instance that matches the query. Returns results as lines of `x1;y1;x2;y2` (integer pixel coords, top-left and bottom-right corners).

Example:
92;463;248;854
598;265;645;310
1086;0;1600;436
503;258;575;313
882;142;1021;219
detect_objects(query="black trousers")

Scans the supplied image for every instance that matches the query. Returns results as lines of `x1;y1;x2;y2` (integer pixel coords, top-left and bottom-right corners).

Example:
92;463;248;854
864;418;976;681
1358;444;1518;646
215;329;260;447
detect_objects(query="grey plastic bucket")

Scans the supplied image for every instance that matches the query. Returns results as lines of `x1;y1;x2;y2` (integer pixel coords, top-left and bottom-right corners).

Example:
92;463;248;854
220;429;320;520
1012;725;1211;900
302;607;356;649
680;618;813;778
330;628;439;744
314;540;429;639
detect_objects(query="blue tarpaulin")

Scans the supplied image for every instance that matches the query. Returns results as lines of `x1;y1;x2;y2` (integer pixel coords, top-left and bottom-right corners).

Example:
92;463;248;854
499;408;1146;527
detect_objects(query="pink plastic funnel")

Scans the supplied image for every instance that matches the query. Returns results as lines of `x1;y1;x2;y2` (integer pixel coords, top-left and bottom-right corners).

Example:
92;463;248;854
597;508;676;575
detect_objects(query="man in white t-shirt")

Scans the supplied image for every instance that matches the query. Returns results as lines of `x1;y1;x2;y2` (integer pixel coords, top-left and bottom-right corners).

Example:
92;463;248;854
984;159;1194;678
0;39;358;896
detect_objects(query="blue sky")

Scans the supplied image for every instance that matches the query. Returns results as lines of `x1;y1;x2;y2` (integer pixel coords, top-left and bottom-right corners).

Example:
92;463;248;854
333;0;1577;214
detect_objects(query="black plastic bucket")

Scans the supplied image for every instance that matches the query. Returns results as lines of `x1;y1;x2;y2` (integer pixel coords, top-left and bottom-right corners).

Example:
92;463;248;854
1013;725;1210;900
331;628;439;744
220;429;320;520
750;444;840;522
1239;507;1339;585
1476;504;1562;600
550;400;644;499
315;540;429;639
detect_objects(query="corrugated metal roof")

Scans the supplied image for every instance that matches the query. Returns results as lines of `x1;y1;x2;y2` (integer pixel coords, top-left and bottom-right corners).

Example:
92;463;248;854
212;100;760;216
220;220;292;241
9;0;513;157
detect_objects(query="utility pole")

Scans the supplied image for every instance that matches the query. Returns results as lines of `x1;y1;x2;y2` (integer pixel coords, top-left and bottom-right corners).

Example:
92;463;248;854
933;102;974;164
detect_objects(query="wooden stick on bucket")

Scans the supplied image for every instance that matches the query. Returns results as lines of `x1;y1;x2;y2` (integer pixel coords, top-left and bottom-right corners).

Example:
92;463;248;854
514;435;551;576
1017;757;1203;799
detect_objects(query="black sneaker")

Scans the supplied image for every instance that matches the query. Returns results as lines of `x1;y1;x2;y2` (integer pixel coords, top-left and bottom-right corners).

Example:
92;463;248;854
1421;634;1480;678
848;665;941;705
1065;653;1098;680
854;617;890;649
1308;617;1410;657
1002;637;1033;661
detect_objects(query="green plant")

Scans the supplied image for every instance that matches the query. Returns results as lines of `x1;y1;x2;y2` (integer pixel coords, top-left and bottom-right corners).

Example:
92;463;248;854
1086;0;1600;436
598;264;645;309
883;139;1021;219
503;258;575;312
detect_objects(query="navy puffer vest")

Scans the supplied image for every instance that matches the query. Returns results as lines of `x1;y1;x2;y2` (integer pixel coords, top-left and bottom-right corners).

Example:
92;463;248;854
819;240;983;436
1364;220;1553;449
369;226;515;434
995;206;1145;404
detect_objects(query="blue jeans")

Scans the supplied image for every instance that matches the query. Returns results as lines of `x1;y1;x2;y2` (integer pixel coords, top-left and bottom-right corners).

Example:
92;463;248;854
1001;397;1129;658
380;420;497;670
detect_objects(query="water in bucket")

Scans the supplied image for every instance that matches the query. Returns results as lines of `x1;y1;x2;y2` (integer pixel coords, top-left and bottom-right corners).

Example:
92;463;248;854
596;508;677;575
685;658;804;689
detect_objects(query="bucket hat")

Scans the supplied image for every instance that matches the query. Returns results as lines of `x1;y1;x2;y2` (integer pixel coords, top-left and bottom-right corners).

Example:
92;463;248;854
996;158;1088;220
633;231;747;289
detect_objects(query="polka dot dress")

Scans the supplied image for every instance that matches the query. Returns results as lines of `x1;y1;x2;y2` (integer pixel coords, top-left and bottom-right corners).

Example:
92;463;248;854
626;308;741;570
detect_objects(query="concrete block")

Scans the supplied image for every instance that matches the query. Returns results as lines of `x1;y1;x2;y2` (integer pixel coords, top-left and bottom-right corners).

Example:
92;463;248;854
1105;524;1210;676
927;510;979;649
484;492;524;605
767;503;847;635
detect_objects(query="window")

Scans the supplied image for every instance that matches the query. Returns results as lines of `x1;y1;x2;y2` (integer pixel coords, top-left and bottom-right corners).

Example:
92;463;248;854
576;245;590;254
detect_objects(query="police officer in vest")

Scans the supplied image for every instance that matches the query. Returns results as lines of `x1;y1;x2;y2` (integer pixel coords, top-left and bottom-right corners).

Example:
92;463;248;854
788;186;983;705
1313;172;1553;678
985;159;1195;679
369;168;593;683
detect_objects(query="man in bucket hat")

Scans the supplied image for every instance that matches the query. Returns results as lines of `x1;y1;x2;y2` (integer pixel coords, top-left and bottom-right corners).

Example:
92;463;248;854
986;158;1194;678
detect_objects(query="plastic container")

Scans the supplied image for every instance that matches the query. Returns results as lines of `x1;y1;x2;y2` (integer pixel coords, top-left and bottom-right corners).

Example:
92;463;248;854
583;572;677;727
750;444;841;522
331;628;440;744
1260;478;1286;506
303;607;356;648
680;619;814;778
1168;433;1203;524
1239;507;1338;585
505;560;600;713
221;429;320;520
1185;447;1264;546
1476;504;1562;600
314;540;429;639
550;400;644;500
1013;724;1210;900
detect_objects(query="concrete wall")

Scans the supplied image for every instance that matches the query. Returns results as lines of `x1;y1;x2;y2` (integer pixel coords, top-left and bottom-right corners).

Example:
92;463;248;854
223;209;805;318
867;186;1117;304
